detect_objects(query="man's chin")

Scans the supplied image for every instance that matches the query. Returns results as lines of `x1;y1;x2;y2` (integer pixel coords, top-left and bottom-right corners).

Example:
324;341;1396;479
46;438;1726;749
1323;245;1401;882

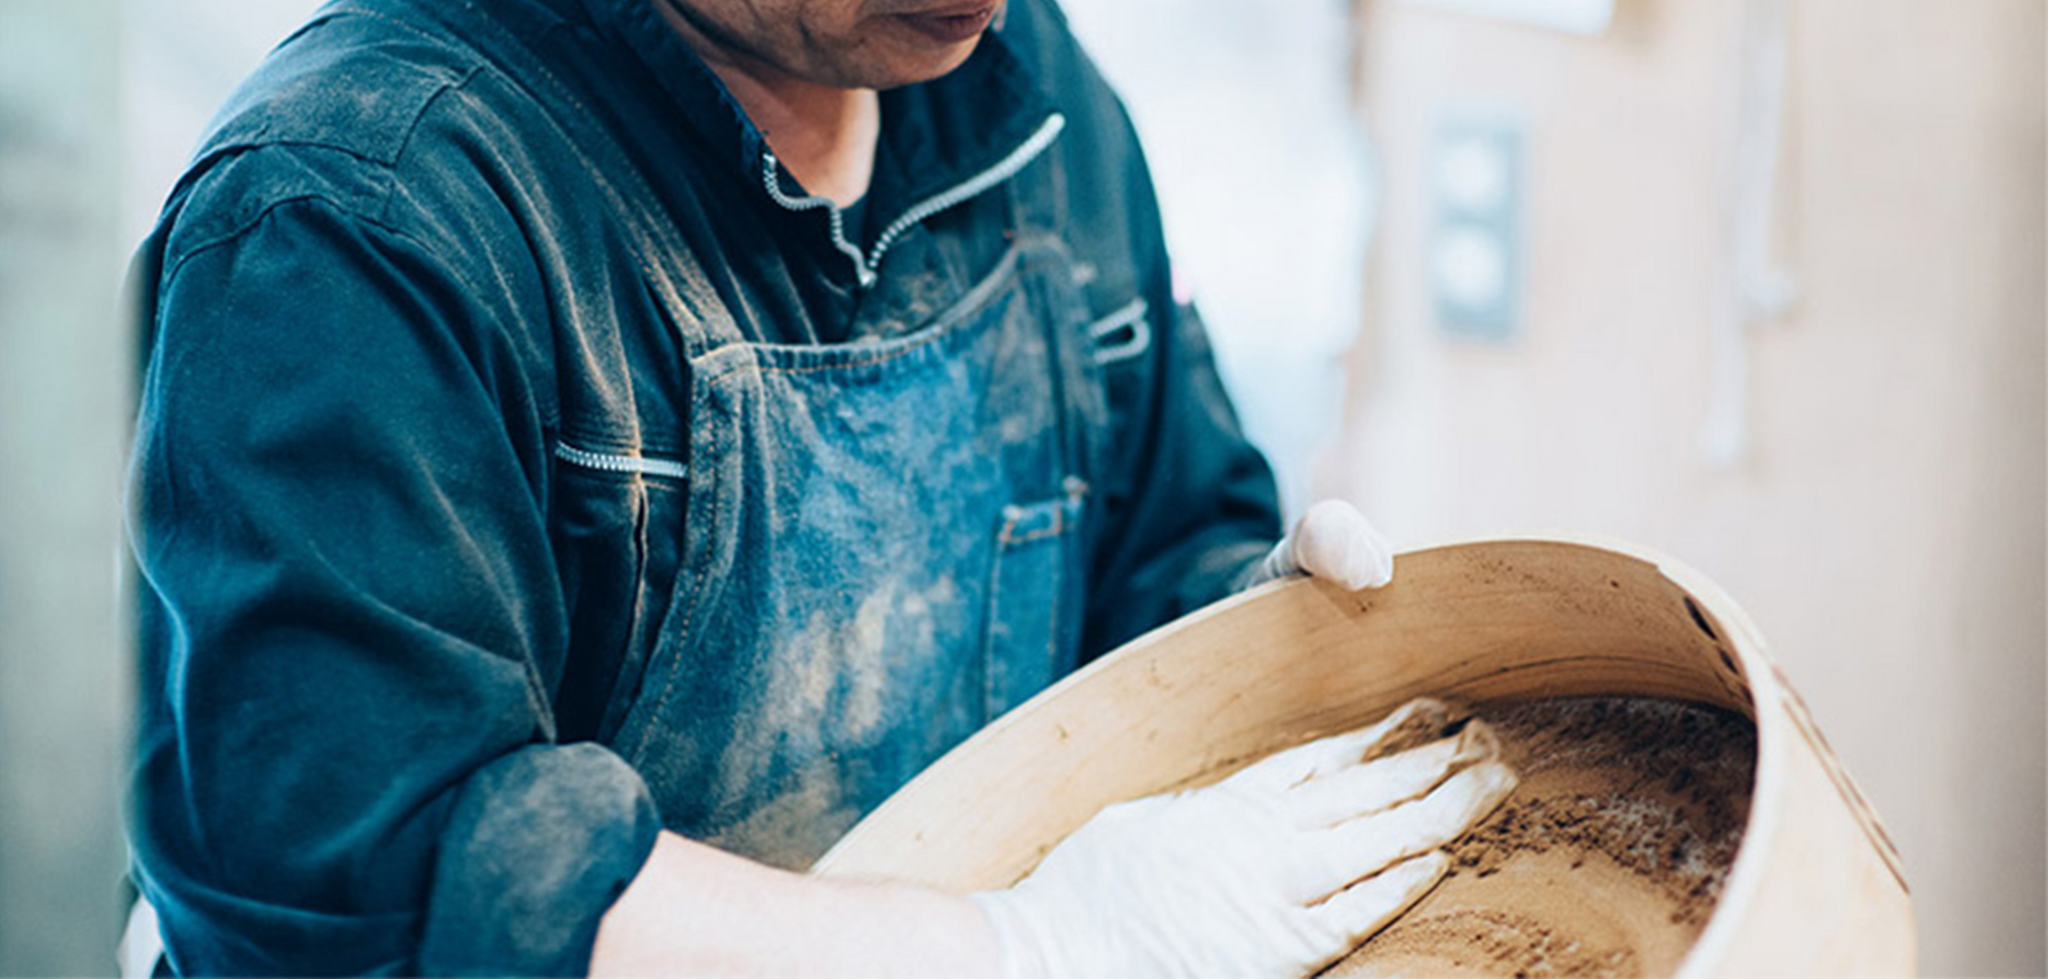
859;38;983;91
839;5;995;90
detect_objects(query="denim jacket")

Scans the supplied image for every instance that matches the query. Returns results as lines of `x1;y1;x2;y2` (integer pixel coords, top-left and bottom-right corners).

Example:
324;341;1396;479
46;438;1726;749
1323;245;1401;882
127;0;1282;973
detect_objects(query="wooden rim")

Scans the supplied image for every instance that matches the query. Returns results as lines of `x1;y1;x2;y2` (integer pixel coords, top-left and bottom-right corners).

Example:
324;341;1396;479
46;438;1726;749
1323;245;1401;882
814;535;1911;974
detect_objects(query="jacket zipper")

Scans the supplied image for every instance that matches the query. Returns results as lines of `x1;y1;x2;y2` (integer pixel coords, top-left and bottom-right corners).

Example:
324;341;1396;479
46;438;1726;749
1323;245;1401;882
759;156;873;285
553;441;689;480
760;112;1067;290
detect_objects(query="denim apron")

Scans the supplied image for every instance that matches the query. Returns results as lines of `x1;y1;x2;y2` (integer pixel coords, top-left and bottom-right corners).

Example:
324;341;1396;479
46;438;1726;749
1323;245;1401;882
611;165;1105;871
378;0;1106;873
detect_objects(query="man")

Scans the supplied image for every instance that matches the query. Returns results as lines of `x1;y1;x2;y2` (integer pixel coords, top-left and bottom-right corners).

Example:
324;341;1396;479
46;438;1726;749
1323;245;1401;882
125;0;1511;973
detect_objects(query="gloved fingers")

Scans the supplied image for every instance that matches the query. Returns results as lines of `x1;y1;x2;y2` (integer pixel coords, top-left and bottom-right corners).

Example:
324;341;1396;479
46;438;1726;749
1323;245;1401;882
1287;721;1502;829
1302;850;1449;959
968;888;1065;979
1290;499;1395;591
1291;760;1517;902
1221;699;1453;796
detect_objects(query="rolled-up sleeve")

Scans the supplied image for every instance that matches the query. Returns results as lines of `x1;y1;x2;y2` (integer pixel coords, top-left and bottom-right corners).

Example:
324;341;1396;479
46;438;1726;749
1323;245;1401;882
129;192;659;976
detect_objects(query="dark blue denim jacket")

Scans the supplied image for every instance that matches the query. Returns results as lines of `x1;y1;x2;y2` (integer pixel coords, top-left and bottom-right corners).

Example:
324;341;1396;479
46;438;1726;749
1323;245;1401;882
127;0;1281;973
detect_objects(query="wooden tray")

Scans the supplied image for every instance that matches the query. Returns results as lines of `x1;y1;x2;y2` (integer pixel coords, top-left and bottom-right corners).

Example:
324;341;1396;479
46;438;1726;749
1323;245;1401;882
813;536;1915;976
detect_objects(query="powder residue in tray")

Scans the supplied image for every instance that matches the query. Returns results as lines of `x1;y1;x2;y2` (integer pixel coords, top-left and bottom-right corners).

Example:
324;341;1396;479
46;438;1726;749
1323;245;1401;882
1327;696;1756;978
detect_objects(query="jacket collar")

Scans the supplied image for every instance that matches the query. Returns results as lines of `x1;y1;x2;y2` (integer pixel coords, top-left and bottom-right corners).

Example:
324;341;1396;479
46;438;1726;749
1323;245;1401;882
573;0;1064;232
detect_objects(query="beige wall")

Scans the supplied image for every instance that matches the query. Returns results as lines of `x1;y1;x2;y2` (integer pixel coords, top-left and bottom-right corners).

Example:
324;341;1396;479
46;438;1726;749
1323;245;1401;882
1336;0;2045;974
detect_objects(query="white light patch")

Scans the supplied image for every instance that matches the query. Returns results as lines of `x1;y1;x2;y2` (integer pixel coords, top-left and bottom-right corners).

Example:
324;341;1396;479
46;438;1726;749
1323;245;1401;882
1397;0;1614;35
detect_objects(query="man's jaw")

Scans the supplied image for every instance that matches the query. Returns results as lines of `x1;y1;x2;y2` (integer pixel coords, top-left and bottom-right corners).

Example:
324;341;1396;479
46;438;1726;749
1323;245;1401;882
886;2;999;45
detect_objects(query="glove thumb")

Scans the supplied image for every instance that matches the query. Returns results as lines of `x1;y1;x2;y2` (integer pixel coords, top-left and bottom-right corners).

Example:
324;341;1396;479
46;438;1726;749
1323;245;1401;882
1288;499;1394;590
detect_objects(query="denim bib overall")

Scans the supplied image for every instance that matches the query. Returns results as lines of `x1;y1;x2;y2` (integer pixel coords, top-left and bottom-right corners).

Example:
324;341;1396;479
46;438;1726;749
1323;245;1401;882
613;190;1104;869
468;64;1097;869
397;0;1109;872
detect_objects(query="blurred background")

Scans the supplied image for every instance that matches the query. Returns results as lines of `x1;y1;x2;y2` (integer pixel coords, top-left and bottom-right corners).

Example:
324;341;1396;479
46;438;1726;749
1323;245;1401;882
0;0;2040;974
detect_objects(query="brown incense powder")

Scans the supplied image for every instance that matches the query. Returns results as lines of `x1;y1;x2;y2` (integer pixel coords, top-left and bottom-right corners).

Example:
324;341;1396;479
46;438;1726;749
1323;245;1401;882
1327;696;1757;978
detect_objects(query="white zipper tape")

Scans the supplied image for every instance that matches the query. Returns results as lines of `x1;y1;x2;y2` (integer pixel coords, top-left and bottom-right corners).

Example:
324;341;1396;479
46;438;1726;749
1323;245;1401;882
553;441;689;480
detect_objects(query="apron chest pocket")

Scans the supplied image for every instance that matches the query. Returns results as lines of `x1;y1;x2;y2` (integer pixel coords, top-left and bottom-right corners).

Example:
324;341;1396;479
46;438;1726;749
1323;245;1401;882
983;477;1089;720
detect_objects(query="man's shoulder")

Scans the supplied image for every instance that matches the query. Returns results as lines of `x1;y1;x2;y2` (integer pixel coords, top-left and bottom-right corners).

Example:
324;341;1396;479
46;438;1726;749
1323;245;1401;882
156;6;501;266
995;0;1133;146
209;8;485;164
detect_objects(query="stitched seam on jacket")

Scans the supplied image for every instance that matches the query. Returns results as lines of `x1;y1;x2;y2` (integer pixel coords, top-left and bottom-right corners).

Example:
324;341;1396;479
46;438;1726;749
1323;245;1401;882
158;63;484;289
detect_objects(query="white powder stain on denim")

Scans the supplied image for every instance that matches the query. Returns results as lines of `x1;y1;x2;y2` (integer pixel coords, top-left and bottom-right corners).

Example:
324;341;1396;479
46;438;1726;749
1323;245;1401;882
770;575;955;741
709;574;958;868
992;322;1052;446
843;588;892;735
707;761;864;871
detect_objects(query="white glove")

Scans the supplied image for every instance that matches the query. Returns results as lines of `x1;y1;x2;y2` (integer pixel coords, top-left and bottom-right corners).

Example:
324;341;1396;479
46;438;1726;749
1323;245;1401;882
1245;499;1396;592
970;699;1516;978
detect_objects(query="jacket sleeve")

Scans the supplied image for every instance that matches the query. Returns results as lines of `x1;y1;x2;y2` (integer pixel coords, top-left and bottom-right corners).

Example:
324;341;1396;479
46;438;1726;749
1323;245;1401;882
1086;294;1284;652
1003;0;1285;655
129;193;661;976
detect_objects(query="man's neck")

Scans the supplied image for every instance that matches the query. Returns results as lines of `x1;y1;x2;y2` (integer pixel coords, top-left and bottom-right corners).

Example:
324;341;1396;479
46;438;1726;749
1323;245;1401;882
654;1;879;207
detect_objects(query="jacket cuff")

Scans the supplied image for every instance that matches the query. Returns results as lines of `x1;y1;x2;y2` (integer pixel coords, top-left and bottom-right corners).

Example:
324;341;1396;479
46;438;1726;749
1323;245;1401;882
419;743;662;976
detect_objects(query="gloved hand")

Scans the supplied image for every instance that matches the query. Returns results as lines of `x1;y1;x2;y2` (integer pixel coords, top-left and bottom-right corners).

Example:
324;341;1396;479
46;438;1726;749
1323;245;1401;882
970;699;1516;978
1245;499;1396;592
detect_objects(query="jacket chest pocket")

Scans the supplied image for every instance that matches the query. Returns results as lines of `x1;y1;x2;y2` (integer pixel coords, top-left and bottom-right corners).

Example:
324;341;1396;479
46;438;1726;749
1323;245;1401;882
547;439;689;744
